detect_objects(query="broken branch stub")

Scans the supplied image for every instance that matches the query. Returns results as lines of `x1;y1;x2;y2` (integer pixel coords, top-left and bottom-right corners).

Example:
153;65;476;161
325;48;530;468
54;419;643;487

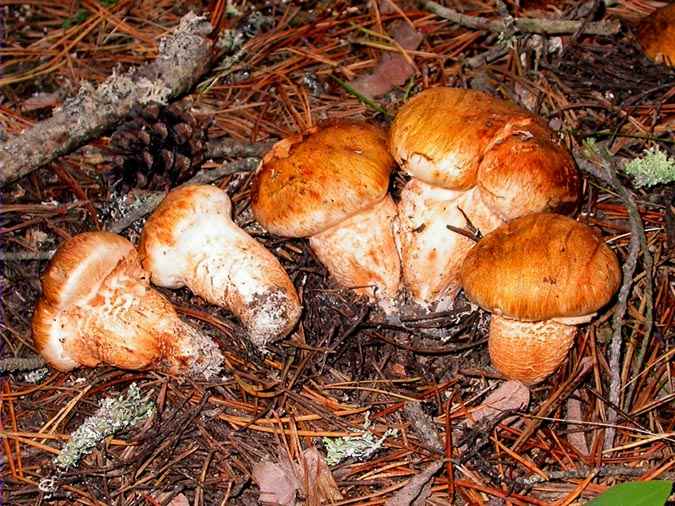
0;13;214;187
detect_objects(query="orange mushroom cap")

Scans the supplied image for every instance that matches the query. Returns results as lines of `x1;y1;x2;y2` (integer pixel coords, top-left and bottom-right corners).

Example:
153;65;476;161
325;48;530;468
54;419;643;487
251;121;396;237
461;213;621;322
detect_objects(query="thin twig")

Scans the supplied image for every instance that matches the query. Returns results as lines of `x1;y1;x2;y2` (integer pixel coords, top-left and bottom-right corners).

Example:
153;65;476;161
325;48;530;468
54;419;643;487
422;1;620;36
0;355;46;373
574;141;654;451
106;157;259;233
205;139;274;160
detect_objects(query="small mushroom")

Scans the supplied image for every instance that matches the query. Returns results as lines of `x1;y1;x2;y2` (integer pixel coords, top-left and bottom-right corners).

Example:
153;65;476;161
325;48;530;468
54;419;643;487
32;231;222;377
139;184;301;349
460;213;621;384
636;3;675;66
390;87;579;309
251;121;401;313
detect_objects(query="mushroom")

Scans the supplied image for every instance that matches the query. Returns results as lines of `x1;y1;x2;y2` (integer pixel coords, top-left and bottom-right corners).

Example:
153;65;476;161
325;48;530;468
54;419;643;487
251;121;401;313
139;184;301;349
460;213;621;384
32;231;222;377
389;87;580;309
636;3;675;66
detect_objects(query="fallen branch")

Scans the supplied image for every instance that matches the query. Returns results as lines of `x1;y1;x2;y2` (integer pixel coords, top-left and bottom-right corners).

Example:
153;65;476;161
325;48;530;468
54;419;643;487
575;140;653;452
0;13;216;187
106;157;259;233
0;355;46;373
205;138;273;160
422;1;621;36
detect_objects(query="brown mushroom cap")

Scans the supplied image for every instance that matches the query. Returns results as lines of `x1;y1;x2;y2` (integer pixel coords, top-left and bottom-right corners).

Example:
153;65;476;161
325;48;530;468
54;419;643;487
637;3;675;65
388;87;579;208
251;121;395;237
461;213;621;321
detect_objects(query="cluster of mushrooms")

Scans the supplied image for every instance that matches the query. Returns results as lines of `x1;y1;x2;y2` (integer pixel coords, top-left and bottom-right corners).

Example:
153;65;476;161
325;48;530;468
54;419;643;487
32;87;622;385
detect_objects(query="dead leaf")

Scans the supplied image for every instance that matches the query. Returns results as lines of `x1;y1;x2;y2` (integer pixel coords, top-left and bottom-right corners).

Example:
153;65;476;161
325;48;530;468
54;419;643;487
253;447;342;505
297;447;343;503
253;460;300;506
466;381;530;427
350;21;423;99
566;394;590;456
384;460;443;506
149;492;189;506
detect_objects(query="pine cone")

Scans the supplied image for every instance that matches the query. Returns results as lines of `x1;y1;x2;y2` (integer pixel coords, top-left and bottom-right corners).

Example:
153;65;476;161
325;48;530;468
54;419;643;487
108;100;210;191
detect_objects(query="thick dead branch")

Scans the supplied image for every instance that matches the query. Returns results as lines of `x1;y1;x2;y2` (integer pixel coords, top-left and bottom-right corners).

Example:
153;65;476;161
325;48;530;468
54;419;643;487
0;13;214;187
423;1;621;36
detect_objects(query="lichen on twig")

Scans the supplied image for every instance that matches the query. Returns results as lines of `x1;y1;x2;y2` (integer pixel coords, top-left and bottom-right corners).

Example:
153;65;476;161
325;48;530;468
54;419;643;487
53;383;155;470
0;12;215;187
322;413;397;466
422;0;621;36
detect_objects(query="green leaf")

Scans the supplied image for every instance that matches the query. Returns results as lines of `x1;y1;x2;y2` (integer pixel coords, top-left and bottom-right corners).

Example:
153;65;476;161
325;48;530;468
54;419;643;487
588;480;672;506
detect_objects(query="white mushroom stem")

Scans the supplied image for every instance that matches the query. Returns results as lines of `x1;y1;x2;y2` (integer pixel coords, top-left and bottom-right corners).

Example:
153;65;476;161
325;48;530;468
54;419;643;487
140;185;301;349
397;178;502;309
488;314;578;385
34;257;222;377
175;220;301;347
309;195;401;313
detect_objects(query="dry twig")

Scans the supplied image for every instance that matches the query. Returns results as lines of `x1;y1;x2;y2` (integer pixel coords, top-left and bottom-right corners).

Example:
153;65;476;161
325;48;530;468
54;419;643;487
423;1;621;36
575;142;654;451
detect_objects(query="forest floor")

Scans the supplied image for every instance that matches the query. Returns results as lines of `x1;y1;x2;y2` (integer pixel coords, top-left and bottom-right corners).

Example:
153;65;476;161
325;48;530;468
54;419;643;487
0;1;673;505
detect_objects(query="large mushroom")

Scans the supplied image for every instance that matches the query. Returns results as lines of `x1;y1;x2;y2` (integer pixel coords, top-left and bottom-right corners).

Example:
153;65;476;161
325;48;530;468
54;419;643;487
139;184;301;349
460;213;621;384
32;231;222;377
251;121;401;312
389;87;579;309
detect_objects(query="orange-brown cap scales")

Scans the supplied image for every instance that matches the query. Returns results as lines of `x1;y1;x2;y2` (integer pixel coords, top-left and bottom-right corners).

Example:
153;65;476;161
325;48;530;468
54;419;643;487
460;213;621;384
390;88;579;308
637;3;675;65
32;232;222;376
251;122;401;310
251;122;395;237
139;184;301;348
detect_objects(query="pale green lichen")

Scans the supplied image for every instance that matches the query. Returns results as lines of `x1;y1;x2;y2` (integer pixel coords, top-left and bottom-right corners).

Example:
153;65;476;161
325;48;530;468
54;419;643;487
54;383;154;470
322;413;398;466
624;147;675;188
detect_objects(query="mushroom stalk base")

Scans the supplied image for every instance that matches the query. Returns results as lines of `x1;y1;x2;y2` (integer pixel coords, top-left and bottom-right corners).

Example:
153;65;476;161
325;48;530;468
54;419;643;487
488;315;577;385
309;195;401;313
185;229;301;349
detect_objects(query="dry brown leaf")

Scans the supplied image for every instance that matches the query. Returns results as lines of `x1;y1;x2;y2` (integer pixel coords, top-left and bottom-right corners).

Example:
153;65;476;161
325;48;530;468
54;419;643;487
149;492;189;506
253;460;300;506
566;393;590;456
350;21;423;99
384;460;443;506
297;447;343;503
466;381;530;427
253;448;342;505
